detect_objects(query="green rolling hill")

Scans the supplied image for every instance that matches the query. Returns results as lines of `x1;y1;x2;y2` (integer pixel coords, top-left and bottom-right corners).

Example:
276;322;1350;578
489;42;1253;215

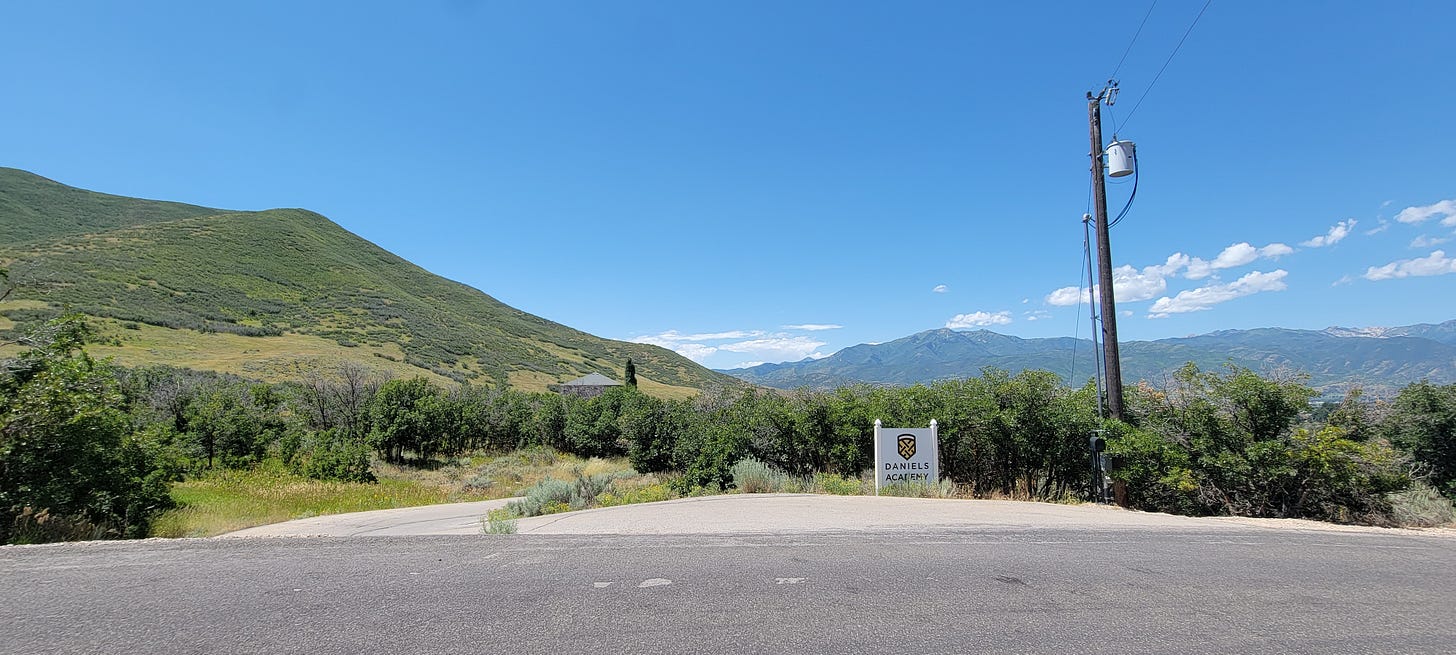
0;167;729;396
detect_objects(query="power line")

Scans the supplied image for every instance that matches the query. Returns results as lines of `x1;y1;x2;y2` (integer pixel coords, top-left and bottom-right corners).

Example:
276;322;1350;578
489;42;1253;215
1120;0;1213;128
1109;1;1158;82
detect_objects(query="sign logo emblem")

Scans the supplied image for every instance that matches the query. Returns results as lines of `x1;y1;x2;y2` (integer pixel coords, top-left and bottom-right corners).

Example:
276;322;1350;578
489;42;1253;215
897;435;916;460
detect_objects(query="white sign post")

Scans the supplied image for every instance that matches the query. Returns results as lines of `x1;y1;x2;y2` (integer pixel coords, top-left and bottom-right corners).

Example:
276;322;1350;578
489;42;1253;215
873;419;939;495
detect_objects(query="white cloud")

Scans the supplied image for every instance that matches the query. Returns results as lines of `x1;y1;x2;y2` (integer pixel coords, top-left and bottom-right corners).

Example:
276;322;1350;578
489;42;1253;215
633;329;764;345
731;361;765;369
633;326;839;364
1395;199;1456;226
716;336;828;362
946;311;1013;329
1365;220;1390;236
1024;310;1052;322
1301;219;1357;248
1148;270;1289;318
1363;250;1456;281
1184;243;1288;279
1260;243;1294;258
932;284;949;293
1046;244;1288;307
1411;235;1451;248
1045;286;1091;307
1211;242;1259;268
666;343;719;363
1110;264;1169;301
782;324;843;331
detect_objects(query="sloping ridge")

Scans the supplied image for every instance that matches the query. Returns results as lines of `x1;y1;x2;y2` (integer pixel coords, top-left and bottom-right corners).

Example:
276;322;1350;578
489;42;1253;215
0;167;728;392
727;323;1456;394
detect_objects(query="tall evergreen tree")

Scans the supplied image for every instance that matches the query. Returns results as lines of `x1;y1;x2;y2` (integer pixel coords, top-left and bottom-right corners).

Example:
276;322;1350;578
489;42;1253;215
624;359;638;387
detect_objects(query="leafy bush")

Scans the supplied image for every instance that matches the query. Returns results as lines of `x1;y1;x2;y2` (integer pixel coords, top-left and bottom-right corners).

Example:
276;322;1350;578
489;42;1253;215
1381;381;1456;500
0;315;176;543
289;429;376;483
1114;365;1413;524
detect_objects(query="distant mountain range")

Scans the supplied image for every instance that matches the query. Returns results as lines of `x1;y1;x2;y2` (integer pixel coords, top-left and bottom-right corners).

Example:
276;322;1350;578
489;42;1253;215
722;321;1456;396
0;167;733;397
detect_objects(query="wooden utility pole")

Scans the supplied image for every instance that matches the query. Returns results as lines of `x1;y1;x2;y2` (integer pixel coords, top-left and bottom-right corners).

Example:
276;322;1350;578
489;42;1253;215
1088;88;1125;420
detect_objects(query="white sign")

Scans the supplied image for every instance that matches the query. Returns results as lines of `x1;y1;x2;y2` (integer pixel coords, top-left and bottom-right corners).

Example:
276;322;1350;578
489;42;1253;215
873;419;939;494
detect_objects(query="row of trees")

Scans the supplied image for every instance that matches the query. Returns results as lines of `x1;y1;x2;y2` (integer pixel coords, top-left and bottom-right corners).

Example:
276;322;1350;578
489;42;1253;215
3;314;1454;542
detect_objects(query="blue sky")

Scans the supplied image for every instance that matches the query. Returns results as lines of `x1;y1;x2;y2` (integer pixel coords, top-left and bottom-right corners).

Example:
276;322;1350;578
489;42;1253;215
3;1;1454;371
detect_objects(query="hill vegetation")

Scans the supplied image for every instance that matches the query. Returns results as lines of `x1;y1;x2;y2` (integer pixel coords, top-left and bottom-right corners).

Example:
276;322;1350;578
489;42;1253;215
4;315;1452;543
0;167;727;395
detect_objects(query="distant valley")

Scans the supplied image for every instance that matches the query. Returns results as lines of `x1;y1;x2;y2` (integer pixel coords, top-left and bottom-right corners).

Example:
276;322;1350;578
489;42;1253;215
723;322;1456;397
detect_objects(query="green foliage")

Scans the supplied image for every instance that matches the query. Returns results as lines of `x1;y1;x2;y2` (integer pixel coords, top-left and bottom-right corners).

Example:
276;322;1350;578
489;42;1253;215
0;315;175;543
812;472;866;495
482;507;518;534
1114;364;1411;523
877;479;957;498
1381;381;1456;499
287;429;376;483
674;419;749;492
183;381;285;469
597;479;677;506
369;377;444;462
621;391;692;474
562;387;631;458
624;358;637;387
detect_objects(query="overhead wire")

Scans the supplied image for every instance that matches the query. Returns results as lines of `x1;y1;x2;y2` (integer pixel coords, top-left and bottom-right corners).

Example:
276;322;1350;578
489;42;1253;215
1120;0;1213;128
1070;180;1096;383
1106;0;1158;134
1109;1;1159;82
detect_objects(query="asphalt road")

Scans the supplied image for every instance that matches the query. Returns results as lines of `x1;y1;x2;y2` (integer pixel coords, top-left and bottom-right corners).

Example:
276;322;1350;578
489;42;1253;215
5;515;1454;654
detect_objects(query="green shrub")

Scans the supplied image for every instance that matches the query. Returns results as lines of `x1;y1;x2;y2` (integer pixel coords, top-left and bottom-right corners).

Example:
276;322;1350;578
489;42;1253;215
289;429;376;483
877;479;956;498
813;472;866;495
598;481;676;507
0;315;176;543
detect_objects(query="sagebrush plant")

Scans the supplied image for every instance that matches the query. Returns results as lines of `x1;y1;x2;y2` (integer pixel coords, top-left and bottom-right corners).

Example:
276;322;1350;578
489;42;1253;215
731;457;804;494
505;469;636;517
1387;481;1456;527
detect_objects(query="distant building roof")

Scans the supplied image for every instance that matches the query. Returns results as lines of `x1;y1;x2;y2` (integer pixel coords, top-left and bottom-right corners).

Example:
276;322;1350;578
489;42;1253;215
561;373;621;387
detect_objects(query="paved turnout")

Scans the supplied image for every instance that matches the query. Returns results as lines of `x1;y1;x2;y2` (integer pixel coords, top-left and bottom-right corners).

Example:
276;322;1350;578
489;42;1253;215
223;493;1434;538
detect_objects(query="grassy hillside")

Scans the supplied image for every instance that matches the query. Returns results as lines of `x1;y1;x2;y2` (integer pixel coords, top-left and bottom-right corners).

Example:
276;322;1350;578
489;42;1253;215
0;168;728;396
0;167;220;244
